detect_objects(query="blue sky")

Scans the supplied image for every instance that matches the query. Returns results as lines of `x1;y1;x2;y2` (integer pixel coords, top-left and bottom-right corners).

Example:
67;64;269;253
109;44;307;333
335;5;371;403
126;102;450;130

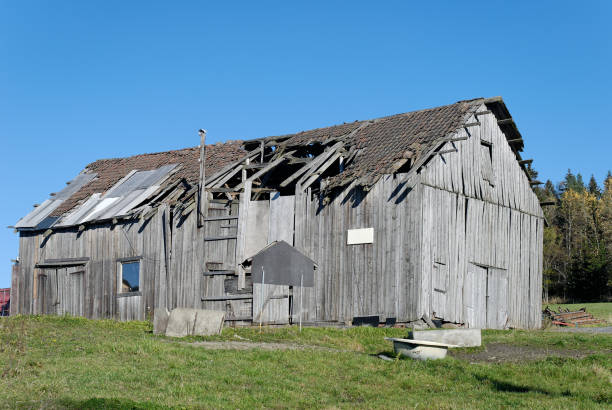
0;1;610;287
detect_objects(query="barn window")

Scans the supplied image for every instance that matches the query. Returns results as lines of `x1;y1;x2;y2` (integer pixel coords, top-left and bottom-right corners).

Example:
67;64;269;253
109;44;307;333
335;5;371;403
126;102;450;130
119;260;140;293
480;141;494;185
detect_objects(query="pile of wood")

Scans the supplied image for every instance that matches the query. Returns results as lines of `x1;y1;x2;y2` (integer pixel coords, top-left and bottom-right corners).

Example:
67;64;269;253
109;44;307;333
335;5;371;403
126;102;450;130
543;306;604;327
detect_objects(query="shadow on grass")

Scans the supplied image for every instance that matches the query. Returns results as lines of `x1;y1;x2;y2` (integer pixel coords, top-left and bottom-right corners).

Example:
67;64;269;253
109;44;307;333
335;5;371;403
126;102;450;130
370;350;398;360
474;375;573;397
58;397;170;409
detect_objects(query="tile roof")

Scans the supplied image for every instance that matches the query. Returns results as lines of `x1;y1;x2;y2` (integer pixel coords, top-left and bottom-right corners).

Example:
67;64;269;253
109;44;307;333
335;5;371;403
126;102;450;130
272;99;483;187
20;97;501;228
50;140;246;217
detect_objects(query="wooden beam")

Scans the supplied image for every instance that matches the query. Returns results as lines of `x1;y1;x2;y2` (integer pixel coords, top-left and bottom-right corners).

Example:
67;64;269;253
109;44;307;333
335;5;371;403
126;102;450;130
235;180;251;289
300;150;344;190
36;257;89;268
519;159;533;165
209;162;243;189
234;153;292;190
388;158;409;174
252;188;277;193
497;118;513;126
475;110;492;116
259;140;264;163
287;156;312;164
529;180;543;186
203;215;238;222
206;187;240;193
204;235;238;241
197;129;207;227
442;136;469;142
202;270;235;276
205;150;260;188
244;163;268;169
507;138;523;144
280;141;344;188
463;122;480;127
201;295;253;301
438;149;458;155
540;201;556;206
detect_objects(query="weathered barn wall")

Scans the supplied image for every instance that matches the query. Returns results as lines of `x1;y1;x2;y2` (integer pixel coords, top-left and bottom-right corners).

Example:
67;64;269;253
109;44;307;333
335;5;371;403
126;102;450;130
417;104;543;329
14;206;208;320
294;173;422;323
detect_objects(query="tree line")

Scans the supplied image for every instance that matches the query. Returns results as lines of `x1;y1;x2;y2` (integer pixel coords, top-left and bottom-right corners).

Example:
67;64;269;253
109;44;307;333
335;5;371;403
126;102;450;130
529;167;612;302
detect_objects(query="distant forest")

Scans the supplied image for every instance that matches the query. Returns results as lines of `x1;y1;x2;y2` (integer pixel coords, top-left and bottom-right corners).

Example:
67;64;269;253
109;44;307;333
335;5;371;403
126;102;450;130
530;167;612;302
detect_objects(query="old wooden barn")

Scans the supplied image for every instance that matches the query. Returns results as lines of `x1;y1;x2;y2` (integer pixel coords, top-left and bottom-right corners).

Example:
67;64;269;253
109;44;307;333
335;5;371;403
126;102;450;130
11;97;544;329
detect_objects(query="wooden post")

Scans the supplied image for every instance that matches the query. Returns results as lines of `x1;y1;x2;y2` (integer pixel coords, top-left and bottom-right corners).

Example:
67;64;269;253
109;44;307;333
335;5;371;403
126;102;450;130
235;178;251;289
259;140;264;163
197;129;207;228
260;267;265;329
299;273;303;332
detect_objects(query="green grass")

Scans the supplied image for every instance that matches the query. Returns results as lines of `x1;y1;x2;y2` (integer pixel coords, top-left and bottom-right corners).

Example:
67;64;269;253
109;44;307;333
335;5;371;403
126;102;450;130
0;316;611;409
544;302;612;324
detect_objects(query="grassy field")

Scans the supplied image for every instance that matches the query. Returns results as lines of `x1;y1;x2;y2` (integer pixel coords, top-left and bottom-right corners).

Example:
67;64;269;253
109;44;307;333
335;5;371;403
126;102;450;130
0;316;611;409
543;302;612;324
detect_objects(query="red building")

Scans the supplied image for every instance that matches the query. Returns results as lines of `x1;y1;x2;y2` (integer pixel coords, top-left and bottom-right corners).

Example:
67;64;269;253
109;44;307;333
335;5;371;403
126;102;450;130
0;288;9;316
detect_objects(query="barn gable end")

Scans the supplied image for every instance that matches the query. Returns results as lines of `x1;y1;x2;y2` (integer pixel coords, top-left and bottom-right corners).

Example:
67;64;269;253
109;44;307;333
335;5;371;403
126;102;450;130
416;102;543;329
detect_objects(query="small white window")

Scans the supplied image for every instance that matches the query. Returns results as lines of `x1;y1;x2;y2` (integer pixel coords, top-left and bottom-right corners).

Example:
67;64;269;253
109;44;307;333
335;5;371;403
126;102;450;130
119;260;140;293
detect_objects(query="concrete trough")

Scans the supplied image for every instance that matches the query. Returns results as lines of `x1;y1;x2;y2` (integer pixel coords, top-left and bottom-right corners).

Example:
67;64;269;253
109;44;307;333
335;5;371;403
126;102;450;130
385;338;457;361
409;328;481;347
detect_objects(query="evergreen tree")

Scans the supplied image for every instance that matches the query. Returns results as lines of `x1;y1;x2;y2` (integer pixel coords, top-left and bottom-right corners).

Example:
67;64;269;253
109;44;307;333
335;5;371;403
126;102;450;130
576;173;586;192
588;175;601;198
544;180;557;199
545;169;612;302
559;169;575;193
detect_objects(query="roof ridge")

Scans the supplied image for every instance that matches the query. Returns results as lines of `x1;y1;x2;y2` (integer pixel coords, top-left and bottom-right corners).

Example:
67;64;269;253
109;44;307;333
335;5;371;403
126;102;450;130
86;139;245;166
265;98;485;141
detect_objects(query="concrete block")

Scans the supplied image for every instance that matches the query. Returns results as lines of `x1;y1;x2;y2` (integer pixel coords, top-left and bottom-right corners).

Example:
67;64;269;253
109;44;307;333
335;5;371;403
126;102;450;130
153;308;170;335
193;309;225;336
409;328;481;347
165;308;225;338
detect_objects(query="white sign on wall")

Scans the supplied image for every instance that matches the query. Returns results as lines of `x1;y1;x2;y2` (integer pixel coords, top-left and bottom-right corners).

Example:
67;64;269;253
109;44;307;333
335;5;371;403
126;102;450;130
347;228;374;245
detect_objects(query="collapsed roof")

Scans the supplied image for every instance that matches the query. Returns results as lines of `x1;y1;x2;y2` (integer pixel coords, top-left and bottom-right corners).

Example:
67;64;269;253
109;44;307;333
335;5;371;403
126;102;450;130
15;96;530;232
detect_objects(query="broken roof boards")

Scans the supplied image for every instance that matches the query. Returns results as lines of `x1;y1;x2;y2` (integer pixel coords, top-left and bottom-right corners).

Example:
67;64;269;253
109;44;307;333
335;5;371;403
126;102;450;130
14;97;534;233
16;165;177;229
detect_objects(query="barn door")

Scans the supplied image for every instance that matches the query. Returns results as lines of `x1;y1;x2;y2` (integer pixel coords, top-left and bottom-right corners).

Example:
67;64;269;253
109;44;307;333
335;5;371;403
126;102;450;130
464;263;487;328
64;267;85;316
39;266;85;317
38;270;57;315
486;268;508;329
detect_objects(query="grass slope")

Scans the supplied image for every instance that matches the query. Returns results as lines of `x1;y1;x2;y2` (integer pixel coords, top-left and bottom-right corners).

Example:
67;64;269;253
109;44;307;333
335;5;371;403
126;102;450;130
0;316;610;409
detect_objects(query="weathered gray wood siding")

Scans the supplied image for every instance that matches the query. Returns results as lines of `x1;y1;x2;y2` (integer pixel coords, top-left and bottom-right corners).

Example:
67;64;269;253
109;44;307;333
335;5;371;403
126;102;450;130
294;173;422;323
253;194;293;325
14;205;206;320
418;104;543;329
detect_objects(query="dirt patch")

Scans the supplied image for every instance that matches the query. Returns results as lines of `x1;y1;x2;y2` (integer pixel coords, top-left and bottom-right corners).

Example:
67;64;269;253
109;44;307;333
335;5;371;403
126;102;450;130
550;326;612;334
186;341;303;350
179;340;346;352
450;343;605;363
